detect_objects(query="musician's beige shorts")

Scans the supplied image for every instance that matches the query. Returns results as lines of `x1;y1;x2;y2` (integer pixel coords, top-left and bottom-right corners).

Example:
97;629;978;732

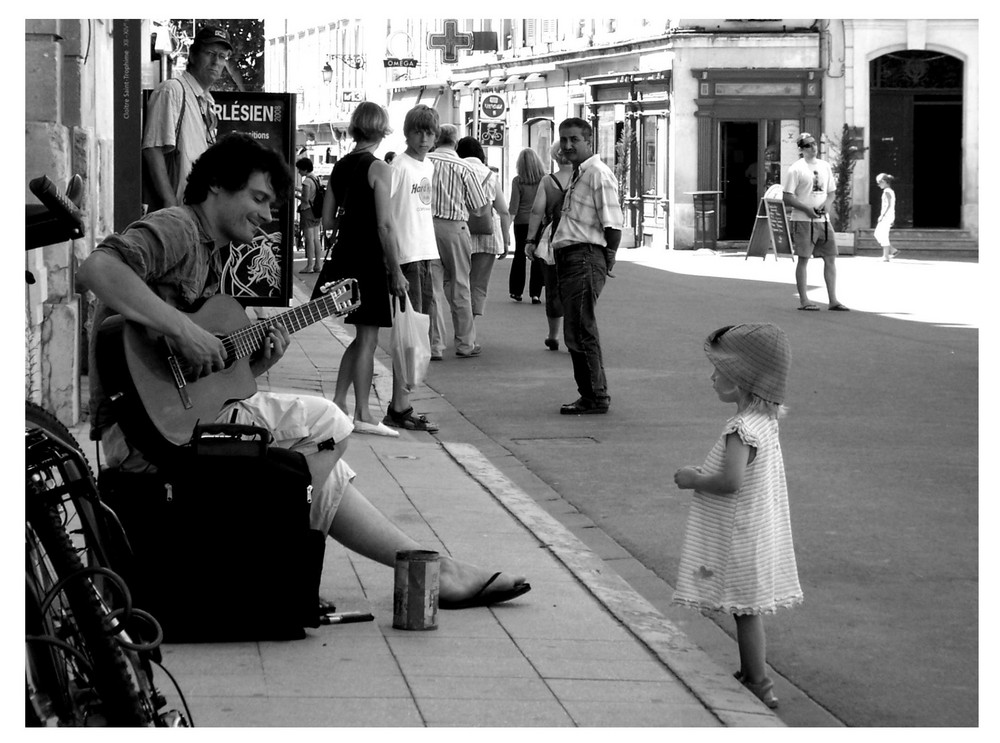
104;391;357;535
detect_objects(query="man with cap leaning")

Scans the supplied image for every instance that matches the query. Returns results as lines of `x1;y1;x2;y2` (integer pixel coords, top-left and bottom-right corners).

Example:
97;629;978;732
142;25;234;212
782;132;849;312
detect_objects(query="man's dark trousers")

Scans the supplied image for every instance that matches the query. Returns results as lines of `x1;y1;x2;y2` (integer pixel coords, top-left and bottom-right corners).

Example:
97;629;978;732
555;243;609;407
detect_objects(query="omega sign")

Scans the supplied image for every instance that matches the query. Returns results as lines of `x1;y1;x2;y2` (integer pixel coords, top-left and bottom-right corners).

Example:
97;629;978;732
480;93;506;119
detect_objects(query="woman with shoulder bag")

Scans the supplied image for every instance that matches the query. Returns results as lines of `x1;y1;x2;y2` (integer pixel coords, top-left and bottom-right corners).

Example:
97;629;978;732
315;102;435;436
507;148;547;303
457;137;511;328
525;143;573;351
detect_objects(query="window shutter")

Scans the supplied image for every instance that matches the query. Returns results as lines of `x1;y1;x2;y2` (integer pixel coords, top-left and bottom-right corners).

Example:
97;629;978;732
524;19;536;47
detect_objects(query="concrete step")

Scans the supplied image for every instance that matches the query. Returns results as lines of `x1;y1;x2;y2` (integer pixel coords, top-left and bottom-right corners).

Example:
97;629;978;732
854;228;978;260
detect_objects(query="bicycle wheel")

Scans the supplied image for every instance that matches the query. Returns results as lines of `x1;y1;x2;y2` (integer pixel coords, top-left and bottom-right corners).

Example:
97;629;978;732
26;495;153;726
25;401;110;568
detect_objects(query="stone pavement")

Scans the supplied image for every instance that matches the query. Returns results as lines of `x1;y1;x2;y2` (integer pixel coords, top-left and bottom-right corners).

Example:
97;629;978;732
70;273;784;728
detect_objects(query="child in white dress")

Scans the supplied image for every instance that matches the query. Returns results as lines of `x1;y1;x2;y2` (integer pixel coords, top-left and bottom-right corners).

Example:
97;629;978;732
875;173;898;261
673;323;803;709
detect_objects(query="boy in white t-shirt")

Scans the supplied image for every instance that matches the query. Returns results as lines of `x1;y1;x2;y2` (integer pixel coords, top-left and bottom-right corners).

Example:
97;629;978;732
390;105;446;358
782;132;849;311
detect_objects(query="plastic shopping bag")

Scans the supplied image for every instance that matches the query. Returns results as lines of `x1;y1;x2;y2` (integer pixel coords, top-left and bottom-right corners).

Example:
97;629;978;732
389;294;431;391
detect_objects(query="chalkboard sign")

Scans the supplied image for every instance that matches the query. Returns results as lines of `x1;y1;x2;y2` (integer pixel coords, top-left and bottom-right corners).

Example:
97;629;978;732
746;198;794;260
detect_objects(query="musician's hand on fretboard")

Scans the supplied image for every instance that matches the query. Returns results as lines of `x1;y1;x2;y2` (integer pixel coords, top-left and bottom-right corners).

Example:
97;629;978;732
249;323;290;378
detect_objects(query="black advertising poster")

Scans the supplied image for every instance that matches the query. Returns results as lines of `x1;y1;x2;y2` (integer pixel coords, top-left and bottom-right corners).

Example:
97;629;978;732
213;92;296;307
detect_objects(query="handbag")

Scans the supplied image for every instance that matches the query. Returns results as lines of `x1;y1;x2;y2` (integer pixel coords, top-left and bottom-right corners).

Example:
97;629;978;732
141;79;187;213
467;172;495;235
389;294;431;391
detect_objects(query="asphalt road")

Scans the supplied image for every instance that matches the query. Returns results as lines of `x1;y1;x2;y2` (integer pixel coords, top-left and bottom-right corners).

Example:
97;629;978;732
302;248;979;726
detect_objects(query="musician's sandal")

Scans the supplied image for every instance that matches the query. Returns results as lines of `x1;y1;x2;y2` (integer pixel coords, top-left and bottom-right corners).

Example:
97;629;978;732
383;406;439;433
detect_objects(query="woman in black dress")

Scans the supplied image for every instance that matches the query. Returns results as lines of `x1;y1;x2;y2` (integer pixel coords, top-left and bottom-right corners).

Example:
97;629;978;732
316;102;415;436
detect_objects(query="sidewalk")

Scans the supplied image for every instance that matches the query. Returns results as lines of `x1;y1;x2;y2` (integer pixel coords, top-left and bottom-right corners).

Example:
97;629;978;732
71;276;783;728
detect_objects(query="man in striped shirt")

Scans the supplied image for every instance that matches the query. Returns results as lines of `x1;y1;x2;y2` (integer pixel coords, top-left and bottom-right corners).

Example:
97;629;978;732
543;117;623;414
428;124;490;357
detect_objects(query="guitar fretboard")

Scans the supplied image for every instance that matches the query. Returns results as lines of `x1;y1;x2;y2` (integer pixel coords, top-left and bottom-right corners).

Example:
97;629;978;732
220;282;355;361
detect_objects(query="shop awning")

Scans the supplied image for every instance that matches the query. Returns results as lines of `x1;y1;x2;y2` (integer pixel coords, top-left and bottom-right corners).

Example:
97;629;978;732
418;87;442;109
387;88;422;131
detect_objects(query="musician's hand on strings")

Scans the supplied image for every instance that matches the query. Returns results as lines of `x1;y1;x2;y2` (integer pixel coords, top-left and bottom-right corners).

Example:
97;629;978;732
174;318;227;378
250;323;290;377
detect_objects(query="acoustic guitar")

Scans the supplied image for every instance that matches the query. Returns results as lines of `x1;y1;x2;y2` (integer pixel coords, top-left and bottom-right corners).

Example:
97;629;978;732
97;278;359;448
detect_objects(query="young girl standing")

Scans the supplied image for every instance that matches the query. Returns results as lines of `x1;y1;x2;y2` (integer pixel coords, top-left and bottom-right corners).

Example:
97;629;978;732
673;323;803;709
875;173;898;261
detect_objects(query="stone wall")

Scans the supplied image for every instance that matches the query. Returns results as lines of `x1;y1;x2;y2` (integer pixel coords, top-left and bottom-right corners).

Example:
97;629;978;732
25;19;116;426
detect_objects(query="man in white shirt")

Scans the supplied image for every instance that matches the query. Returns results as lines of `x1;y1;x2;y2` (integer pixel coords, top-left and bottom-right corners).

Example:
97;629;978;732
546;118;623;415
782;132;849;311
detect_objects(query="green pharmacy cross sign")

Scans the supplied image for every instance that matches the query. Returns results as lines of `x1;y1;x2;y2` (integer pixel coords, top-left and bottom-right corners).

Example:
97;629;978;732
427;19;473;64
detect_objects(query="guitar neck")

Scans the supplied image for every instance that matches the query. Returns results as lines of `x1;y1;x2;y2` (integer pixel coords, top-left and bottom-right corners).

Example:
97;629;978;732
221;283;353;361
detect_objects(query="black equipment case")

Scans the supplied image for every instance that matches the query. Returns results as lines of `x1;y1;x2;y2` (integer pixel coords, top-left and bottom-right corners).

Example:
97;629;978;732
99;424;324;642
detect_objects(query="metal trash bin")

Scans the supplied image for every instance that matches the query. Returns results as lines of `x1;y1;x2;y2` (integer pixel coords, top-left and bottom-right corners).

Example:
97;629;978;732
689;191;720;250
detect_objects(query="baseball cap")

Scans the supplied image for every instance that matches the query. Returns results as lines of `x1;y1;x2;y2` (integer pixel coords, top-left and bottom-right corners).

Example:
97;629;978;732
796;133;817;148
194;25;233;51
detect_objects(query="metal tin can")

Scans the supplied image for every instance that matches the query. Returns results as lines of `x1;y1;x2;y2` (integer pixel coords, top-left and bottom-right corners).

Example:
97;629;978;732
392;550;440;630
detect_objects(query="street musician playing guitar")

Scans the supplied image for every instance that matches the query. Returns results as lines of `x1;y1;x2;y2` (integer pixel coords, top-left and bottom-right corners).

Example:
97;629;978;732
78;133;531;612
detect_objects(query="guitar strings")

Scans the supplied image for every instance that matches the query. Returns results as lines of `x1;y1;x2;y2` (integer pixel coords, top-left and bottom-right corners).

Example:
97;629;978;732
221;287;346;359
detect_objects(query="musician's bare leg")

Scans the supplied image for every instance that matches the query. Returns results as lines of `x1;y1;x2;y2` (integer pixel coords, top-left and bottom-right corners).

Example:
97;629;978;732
327;482;528;603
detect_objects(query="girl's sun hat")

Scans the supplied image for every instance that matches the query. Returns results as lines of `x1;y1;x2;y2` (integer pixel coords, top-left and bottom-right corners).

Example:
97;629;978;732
704;323;791;404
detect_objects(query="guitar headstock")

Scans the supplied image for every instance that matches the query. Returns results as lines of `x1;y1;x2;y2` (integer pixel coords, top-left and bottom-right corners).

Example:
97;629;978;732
318;277;361;316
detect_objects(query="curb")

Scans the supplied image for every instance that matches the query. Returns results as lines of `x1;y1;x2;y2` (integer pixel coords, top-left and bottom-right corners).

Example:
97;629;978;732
442;441;783;727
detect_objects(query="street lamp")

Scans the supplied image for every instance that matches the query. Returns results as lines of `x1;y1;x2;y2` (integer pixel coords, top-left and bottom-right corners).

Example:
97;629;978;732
322;62;334;84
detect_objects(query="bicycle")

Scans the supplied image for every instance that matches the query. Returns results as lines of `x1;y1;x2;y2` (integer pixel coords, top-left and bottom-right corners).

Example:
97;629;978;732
25;175;192;727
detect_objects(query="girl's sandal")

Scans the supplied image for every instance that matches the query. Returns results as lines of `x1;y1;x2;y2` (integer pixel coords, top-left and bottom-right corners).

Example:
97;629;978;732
740;675;779;709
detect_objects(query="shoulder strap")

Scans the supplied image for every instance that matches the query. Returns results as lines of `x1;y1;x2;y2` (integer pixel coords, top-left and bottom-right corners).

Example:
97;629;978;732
169;78;188;146
548;173;566;192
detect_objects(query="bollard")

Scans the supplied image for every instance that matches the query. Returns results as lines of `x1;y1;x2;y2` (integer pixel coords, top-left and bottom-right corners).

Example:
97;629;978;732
392;550;440;630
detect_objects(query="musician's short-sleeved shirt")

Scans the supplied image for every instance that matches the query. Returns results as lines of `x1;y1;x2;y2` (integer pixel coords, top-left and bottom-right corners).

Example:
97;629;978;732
87;205;224;438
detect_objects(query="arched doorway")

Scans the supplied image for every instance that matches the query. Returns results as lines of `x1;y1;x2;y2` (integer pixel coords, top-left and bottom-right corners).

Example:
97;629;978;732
869;51;964;228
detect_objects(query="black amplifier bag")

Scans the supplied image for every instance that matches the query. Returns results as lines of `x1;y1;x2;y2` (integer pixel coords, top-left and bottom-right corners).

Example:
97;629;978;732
99;425;324;642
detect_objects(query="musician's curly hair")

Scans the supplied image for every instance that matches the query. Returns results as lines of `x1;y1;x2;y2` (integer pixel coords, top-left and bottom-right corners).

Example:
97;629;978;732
184;133;293;206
